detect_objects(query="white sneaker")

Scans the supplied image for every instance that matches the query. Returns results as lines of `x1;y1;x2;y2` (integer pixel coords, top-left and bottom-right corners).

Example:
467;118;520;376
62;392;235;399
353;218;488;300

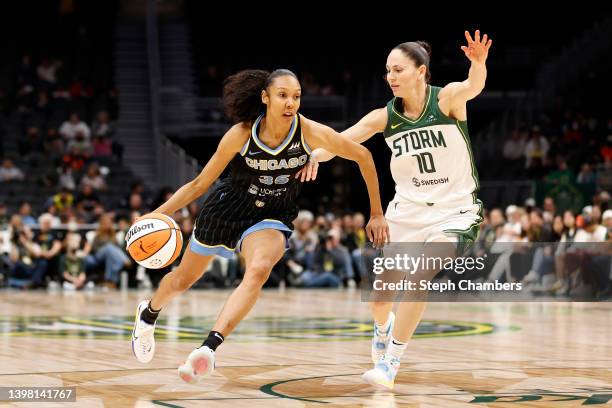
62;281;76;290
372;312;395;363
363;355;400;390
178;346;215;384
131;300;156;363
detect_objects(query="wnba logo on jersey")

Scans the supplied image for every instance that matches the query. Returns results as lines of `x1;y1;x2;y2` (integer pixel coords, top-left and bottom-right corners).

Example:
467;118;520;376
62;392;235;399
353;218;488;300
287;141;302;155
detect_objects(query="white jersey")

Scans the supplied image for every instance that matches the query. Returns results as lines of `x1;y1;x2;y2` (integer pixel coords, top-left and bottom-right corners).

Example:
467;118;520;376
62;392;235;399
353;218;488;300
383;85;480;206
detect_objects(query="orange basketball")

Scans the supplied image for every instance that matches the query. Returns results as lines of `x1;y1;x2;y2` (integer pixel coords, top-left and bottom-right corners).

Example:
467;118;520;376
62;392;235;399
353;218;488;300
125;213;183;269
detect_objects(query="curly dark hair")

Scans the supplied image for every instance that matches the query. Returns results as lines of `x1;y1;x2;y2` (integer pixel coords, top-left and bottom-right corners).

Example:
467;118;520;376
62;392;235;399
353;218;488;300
393;41;432;83
222;68;298;123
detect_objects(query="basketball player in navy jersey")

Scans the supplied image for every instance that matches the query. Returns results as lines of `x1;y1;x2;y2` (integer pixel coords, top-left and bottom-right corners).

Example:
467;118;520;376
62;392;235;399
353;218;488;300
131;69;389;383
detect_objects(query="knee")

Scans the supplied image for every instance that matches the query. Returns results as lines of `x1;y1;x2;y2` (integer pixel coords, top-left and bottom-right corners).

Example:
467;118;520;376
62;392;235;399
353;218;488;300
242;262;273;288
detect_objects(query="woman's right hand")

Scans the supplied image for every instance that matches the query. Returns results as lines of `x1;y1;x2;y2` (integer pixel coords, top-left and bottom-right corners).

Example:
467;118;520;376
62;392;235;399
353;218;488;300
296;152;320;182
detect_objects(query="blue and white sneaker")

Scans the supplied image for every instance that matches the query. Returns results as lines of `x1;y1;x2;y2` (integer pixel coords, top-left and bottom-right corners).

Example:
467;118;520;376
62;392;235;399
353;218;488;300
371;312;395;363
178;346;216;384
131;300;156;363
362;355;400;390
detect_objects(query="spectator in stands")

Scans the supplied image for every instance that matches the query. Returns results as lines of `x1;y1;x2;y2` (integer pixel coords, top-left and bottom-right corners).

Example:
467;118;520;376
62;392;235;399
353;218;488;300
314;215;330;241
503;130;526;162
92;134;112;158
49;187;74;213
66;131;93;158
92;110;115;138
59;113;90;142
542;196;557;222
83;213;132;288
60;232;87;290
299;229;353;287
0;159;25;182
522;214;565;289
91;110;122;160
122;192;148;218
474;208;504;258
350;212;373;283
286;210;318;282
562;117;583;145
577;163;597;184
532;208;555;241
546;157;576;186
7;216;48;289
79;163;107;191
524;126;550;169
603;209;612;232
36;58;60;86
505;205;523;238
75;184;102;222
62;148;87;171
18;202;36;226
574;206;607;242
45;128;64;159
34;212;63;277
126;181;152;210
1;204;11;266
57;163;76;191
0;202;8;230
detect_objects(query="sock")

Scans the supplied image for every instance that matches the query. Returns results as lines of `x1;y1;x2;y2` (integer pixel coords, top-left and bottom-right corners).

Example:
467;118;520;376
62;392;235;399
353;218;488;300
140;301;161;325
202;331;225;351
386;335;407;361
375;313;392;335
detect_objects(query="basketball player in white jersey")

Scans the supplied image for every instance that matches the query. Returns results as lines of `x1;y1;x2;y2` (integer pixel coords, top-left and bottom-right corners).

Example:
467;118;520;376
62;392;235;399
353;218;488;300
298;30;492;388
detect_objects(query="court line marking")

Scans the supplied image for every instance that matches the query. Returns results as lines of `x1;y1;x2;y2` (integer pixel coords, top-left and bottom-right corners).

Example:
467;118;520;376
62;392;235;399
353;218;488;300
1;360;611;377
259;369;612;404
152;389;612;405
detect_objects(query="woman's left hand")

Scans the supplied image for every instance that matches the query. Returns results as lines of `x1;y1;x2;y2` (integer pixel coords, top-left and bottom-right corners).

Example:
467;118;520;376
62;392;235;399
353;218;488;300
366;214;390;248
461;30;492;64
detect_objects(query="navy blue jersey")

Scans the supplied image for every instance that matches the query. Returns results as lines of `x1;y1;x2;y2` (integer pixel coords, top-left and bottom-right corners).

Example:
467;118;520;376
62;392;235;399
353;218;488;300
227;113;311;208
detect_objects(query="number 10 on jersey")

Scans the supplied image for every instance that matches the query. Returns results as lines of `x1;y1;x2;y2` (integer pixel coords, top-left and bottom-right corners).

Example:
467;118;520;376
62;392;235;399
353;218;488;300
411;152;436;173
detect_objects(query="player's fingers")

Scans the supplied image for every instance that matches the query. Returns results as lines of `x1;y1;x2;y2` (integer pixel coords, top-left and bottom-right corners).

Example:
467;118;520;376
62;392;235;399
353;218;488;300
482;33;488;45
305;162;314;181
376;227;384;248
366;225;374;243
308;163;316;181
475;29;480;43
311;163;318;180
464;30;473;44
486;39;493;50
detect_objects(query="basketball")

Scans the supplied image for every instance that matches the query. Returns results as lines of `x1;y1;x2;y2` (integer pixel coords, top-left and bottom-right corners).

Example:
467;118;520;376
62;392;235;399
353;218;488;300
126;213;183;269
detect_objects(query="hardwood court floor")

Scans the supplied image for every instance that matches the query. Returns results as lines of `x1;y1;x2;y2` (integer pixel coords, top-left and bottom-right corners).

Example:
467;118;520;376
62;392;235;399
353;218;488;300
0;289;610;407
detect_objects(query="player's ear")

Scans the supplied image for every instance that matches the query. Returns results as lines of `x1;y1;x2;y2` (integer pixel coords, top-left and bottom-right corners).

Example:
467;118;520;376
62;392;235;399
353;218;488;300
418;65;427;81
261;89;269;106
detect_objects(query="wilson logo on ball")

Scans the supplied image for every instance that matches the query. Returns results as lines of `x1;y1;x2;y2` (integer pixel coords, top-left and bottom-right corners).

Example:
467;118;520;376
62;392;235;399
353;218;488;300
126;222;155;242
